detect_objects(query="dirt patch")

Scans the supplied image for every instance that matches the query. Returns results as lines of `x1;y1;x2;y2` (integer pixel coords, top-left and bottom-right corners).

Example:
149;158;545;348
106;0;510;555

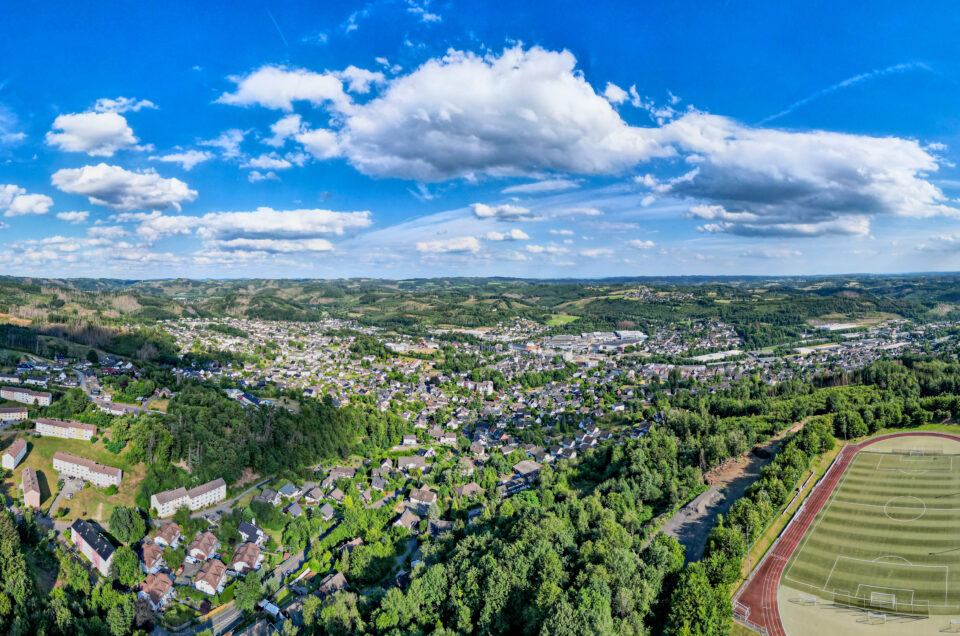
234;467;261;488
662;420;804;562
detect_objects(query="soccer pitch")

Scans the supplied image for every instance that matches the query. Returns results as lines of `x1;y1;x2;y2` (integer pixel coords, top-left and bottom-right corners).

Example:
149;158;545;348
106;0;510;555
783;446;960;615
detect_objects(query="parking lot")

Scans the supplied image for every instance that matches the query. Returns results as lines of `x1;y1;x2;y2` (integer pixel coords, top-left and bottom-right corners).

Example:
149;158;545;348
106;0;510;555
48;477;85;517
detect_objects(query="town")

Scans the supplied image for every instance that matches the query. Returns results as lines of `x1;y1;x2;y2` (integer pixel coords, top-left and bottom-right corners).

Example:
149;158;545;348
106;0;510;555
1;304;958;635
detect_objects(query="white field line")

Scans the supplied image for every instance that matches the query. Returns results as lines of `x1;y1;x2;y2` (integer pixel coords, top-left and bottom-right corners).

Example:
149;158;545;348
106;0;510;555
828;499;960;513
821;555;948;604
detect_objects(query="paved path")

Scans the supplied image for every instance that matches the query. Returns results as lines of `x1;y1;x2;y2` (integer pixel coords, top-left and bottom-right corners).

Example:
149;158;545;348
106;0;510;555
662;425;801;562
734;431;960;636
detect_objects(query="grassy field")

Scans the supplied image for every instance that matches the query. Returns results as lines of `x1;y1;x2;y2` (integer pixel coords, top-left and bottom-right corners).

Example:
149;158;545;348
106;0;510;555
0;434;144;522
783;437;960;615
546;313;580;327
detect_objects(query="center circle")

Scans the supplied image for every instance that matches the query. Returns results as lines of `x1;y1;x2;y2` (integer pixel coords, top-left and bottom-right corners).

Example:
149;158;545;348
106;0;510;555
883;495;926;522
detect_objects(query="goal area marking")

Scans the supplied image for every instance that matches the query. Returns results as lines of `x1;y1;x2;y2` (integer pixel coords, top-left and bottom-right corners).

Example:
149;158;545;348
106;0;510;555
822;555;949;605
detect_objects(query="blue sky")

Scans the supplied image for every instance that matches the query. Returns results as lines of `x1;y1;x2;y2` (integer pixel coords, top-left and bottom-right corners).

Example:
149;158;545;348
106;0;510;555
3;1;960;279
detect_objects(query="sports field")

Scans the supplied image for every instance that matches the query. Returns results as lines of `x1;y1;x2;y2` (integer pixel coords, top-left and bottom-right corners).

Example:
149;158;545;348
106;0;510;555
783;442;960;615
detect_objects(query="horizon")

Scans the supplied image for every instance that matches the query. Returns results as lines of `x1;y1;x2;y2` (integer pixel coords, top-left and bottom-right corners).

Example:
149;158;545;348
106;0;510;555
13;270;960;284
4;2;960;278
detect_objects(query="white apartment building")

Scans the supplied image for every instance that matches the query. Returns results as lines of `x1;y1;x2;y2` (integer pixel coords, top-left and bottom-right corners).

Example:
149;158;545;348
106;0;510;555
53;451;122;488
150;478;227;517
36;418;97;441
0;386;51;406
0;407;28;422
1;437;26;469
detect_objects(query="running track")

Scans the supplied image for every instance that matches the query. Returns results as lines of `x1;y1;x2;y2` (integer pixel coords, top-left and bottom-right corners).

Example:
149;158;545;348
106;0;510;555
733;431;960;636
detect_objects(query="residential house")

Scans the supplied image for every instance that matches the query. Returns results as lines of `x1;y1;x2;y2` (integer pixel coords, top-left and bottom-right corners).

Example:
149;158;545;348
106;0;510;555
409;487;437;508
371;476;388;491
453;482;482;499
397;455;426;472
278;482;301;499
139;572;175;611
304;487;324;504
187;531;219;562
154;523;182;548
70;519;115;577
428;519;453;538
513;460;543;481
402;435;417;446
141;542;164;574
393;509;421;531
329;488;344;503
317;571;348;597
229;542;263;574
194;559;227;596
284;502;304;518
2;438;27;470
253;488;280;506
319;503;335;521
237;521;265;547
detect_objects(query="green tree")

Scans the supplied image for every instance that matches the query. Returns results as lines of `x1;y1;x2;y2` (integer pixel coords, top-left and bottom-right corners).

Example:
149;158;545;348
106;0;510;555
320;592;365;635
234;571;263;613
110;546;141;588
666;563;732;635
109;506;146;544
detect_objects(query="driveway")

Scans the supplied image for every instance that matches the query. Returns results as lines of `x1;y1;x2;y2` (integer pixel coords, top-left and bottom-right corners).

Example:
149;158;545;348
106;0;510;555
47;477;84;518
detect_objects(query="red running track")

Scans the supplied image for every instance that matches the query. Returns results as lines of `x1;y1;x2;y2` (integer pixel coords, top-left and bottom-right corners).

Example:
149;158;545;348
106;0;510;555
733;431;960;636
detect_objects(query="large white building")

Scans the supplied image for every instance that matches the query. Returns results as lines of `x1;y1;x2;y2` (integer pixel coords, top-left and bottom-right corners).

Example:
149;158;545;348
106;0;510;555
1;437;27;469
53;451;122;488
36;418;97;441
0;386;51;406
0;407;28;422
150;478;227;517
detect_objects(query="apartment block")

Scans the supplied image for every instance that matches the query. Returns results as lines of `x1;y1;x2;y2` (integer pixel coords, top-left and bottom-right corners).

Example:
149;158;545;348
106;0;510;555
36;418;96;441
52;451;122;488
150;478;226;517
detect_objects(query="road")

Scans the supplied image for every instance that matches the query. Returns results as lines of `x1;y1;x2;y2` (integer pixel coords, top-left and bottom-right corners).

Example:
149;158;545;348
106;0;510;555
150;600;244;636
267;547;308;589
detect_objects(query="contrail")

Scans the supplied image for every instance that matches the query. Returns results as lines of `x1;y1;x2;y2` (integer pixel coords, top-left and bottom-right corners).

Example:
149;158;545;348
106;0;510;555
759;62;934;124
267;9;290;50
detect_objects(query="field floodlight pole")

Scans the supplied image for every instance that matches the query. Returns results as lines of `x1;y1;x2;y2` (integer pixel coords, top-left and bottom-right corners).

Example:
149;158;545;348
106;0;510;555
745;523;752;580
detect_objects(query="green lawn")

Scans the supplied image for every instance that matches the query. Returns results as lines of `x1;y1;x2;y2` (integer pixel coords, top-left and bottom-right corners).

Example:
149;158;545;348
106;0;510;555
0;434;144;522
546;314;580;327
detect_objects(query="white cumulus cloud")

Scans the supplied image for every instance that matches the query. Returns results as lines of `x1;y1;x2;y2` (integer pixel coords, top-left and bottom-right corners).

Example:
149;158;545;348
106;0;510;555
56;211;89;224
216;65;351;112
51;164;198;211
46;111;145;156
